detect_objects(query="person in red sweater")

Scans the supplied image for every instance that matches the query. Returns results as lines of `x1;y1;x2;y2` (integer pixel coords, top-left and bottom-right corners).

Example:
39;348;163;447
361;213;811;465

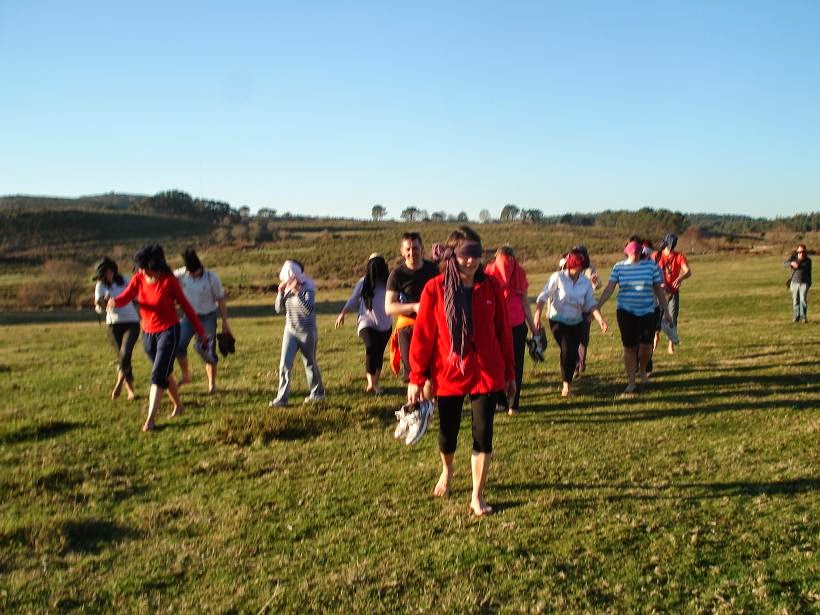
108;244;207;432
408;227;515;517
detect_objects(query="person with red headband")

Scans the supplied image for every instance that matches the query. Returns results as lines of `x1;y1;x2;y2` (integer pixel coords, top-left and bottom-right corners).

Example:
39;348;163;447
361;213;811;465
598;239;672;395
534;249;608;397
407;227;515;517
484;245;538;415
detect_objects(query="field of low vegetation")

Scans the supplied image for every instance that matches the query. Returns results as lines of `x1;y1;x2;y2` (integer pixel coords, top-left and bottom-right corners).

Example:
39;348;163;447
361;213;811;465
1;241;817;611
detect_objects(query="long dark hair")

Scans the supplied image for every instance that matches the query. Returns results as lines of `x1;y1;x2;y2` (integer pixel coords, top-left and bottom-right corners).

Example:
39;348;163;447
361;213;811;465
134;244;172;275
362;255;388;311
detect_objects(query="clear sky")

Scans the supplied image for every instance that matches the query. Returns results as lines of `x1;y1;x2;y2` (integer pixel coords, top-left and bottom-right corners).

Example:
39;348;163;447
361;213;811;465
1;1;819;219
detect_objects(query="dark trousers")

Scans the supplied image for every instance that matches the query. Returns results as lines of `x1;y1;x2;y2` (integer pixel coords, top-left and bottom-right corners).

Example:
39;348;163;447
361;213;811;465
549;319;583;383
107;322;140;382
359;327;391;374
397;326;414;382
500;323;528;409
142;324;180;388
576;317;591;373
438;393;497;454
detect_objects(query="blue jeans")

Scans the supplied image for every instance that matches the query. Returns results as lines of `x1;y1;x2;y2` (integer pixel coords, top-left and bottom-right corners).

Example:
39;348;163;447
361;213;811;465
790;282;809;321
142;324;180;388
273;327;325;404
177;311;218;364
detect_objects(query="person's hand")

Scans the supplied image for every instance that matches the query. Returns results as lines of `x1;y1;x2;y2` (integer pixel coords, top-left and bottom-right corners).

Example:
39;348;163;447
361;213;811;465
334;312;345;329
411;302;421;313
599;318;609;334
287;278;301;294
106;298;116;311
590;272;599;286
505;380;516;404
671;279;681;291
221;321;232;336
278;279;289;293
407;382;423;404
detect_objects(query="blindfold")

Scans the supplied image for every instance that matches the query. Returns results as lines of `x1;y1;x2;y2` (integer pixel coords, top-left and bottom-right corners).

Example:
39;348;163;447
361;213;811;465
455;242;483;259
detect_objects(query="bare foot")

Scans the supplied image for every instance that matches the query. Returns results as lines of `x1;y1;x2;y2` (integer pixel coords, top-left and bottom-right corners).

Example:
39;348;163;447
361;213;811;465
170;405;184;417
111;380;123;400
507;408;519;416
208;387;217;395
470;499;493;517
142;421;154;432
668;342;675;355
433;470;452;497
126;392;136;401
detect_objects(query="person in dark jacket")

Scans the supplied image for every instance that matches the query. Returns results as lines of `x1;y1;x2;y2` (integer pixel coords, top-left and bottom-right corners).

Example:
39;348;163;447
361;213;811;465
786;244;812;322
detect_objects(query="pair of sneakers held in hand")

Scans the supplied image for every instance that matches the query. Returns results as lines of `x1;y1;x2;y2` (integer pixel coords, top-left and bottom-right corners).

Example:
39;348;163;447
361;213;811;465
394;400;434;446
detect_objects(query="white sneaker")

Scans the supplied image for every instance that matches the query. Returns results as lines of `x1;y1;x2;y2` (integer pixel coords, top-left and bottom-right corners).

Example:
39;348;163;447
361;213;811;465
303;394;326;404
405;400;434;446
394;405;410;440
269;399;287;408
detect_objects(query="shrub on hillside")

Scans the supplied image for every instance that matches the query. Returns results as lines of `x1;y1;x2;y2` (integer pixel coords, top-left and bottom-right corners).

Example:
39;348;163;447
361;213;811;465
17;260;87;308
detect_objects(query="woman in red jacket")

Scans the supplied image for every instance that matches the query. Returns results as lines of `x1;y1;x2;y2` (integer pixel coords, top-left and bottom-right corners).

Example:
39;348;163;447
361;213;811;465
408;227;515;516
108;244;207;432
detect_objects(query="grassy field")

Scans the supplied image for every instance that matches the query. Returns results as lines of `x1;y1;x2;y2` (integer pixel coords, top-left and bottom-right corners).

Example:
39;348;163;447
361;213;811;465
0;255;817;613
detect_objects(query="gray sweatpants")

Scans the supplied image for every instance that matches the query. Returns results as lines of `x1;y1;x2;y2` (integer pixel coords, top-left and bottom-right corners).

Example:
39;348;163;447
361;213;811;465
273;327;325;405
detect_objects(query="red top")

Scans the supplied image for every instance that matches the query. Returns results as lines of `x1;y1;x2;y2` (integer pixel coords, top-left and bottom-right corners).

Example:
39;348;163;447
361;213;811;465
656;251;689;294
115;271;206;338
484;255;529;327
409;273;515;397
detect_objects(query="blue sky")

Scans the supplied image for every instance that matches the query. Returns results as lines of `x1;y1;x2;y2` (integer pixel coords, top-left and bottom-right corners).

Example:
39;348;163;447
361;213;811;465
1;1;819;219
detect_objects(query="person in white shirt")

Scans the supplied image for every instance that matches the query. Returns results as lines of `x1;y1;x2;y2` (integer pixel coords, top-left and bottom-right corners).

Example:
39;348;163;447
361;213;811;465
93;257;140;401
174;248;232;393
534;250;608;397
335;254;392;394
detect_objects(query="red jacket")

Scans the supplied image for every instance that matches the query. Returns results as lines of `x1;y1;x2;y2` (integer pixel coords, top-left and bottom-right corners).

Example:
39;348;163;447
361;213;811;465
409;272;515;397
115;272;206;338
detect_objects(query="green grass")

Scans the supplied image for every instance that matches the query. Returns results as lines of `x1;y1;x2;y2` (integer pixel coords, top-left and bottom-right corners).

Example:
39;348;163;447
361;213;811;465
0;255;818;613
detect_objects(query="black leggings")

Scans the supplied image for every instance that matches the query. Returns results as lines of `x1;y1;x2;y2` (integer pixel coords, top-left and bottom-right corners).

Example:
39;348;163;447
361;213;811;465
359;327;391;374
438;393;497;454
549;320;583;383
508;323;528;409
576;317;591;372
106;322;140;382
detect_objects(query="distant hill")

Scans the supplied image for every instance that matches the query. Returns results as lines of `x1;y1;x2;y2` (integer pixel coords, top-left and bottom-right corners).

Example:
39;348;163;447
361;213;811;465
0;192;148;213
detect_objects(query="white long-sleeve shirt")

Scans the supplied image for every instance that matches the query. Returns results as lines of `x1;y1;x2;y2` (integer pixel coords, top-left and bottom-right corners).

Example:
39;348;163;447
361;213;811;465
95;277;139;324
342;278;392;334
536;271;597;325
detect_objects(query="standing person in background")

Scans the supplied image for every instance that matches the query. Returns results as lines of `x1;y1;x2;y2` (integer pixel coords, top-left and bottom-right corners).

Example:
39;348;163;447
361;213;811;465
175;248;232;394
786;244;812;322
484;246;537;415
108;245;207;432
534;250;608;398
571;245;600;378
407;227;515;516
598;240;672;395
335;254;392;394
656;233;691;354
386;231;438;397
270;260;325;407
94;257;140;401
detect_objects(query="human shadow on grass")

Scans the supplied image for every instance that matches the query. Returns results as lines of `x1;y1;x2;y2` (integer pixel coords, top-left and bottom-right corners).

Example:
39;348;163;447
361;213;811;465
503;477;820;502
59;519;141;555
547;394;820;424
0;420;80;445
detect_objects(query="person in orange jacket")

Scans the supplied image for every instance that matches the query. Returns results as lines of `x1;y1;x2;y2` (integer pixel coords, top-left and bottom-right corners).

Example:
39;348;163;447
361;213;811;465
407;226;515;517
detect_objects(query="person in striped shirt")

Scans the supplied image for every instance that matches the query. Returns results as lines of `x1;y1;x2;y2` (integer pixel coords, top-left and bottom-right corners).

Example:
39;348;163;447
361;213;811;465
269;260;325;407
598;239;672;394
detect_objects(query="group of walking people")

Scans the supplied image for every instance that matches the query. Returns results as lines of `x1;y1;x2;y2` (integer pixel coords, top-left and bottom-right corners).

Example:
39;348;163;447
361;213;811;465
95;227;701;514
